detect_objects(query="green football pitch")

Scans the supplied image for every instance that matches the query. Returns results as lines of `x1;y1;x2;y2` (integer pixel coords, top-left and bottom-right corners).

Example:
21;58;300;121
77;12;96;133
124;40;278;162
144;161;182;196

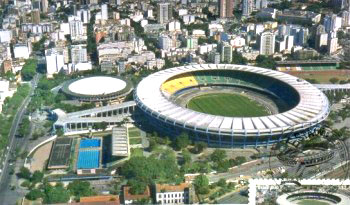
187;93;270;117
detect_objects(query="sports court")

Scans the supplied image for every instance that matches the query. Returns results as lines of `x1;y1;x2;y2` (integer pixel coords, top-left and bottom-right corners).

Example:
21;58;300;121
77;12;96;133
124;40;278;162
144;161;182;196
48;138;73;169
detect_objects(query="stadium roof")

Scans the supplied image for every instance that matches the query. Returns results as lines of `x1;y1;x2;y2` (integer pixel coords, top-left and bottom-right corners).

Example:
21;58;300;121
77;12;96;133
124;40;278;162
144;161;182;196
135;64;329;135
61;76;133;100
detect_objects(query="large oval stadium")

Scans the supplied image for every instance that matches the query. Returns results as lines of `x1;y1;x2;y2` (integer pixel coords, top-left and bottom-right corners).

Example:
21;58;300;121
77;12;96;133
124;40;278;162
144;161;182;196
135;64;330;147
61;76;133;103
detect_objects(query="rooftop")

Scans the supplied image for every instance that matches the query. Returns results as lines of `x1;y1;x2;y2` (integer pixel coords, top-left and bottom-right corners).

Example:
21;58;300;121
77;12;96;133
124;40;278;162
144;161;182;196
123;186;151;201
68;76;126;96
156;183;190;193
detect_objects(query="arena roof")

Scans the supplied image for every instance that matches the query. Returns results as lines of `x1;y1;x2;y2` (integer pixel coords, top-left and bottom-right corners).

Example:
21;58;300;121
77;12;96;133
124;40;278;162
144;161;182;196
135;64;329;135
61;76;133;102
68;76;126;95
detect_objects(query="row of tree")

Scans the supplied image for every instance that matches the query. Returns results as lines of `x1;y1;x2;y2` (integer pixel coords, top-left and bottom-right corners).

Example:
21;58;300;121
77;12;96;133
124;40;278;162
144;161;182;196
25;180;95;203
0;84;30;153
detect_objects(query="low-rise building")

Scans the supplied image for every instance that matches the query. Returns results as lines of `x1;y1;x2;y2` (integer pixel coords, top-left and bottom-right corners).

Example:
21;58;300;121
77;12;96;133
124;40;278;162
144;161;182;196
123;186;151;204
154;183;191;204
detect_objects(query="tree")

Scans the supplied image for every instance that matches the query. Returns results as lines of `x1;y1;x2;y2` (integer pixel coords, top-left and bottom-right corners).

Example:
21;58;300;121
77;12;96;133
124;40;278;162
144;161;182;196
43;183;70;204
182;149;192;164
56;128;64;137
25;189;43;200
31;170;44;184
192;142;207;154
217;178;227;187
67;180;94;199
18;167;31;180
329;77;339;84
174;132;190;150
193;175;210;195
133;198;151;204
21;59;37;81
210;149;227;163
235;156;247;165
18;116;31;138
255;55;276;69
128;179;147;195
232;51;247;65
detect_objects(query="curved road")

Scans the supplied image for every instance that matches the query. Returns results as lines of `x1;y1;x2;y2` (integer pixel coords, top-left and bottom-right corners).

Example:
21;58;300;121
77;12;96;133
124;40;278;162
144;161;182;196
0;74;39;204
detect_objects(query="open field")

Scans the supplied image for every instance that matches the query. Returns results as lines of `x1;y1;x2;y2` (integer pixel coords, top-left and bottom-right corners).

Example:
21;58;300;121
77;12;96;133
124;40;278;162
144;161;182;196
297;199;329;205
285;70;350;84
131;148;143;157
130;138;142;144
30;141;53;172
187;93;269;117
128;127;141;138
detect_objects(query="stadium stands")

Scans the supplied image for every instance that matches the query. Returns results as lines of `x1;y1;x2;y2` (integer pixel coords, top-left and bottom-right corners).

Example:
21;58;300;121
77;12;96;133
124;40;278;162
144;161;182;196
161;73;198;94
161;70;299;109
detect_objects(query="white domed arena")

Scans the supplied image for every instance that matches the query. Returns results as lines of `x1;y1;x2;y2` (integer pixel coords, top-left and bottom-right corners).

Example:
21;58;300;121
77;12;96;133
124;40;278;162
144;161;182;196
61;76;133;103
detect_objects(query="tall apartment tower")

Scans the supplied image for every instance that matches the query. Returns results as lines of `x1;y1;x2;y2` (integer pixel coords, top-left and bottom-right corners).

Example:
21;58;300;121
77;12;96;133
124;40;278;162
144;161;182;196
157;3;173;24
31;9;40;24
219;0;234;18
101;4;108;20
259;31;275;55
243;0;253;16
221;43;233;63
41;0;48;13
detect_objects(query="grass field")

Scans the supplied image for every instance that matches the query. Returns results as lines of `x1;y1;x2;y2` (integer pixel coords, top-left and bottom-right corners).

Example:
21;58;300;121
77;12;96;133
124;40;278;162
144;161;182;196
130;138;142;145
285;70;350;84
297;199;329;205
187;93;269;117
128;127;141;138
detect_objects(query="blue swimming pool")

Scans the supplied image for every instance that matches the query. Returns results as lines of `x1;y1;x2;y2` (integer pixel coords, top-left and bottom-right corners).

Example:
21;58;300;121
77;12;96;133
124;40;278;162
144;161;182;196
79;139;101;148
77;150;100;169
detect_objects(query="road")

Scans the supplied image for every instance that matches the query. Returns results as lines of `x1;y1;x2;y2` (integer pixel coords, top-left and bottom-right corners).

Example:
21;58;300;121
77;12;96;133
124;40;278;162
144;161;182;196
0;74;40;205
207;158;282;183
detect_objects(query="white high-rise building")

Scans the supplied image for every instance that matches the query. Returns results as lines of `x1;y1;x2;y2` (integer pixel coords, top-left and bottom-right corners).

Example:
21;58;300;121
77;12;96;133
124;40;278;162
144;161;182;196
0;29;12;43
187;36;198;49
158;3;172;24
286;35;294;51
221;43;232;63
14;44;30;59
328;33;338;54
101;4;108;20
71;45;88;65
259;31;275;55
158;35;172;50
45;49;65;77
316;33;328;50
41;0;48;13
79;9;91;24
168;21;181;32
69;20;83;40
342;11;350;27
255;0;267;10
324;14;342;33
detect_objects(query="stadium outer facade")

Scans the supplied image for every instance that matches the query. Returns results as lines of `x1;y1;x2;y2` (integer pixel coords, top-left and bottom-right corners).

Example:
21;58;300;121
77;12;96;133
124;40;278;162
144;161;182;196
61;76;133;103
134;64;330;147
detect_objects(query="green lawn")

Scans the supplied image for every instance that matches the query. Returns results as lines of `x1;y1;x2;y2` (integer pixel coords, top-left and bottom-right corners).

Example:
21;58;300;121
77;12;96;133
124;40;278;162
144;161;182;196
131;148;143;157
187;93;269;117
128;127;141;138
130;138;142;145
297;199;329;205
